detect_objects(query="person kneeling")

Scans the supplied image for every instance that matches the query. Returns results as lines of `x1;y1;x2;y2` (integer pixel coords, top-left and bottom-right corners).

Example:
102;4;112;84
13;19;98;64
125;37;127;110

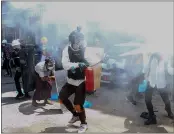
32;57;55;106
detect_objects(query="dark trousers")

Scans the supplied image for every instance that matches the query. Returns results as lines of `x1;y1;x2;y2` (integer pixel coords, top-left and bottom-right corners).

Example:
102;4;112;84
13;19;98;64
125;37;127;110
4;59;12;76
59;82;87;124
128;74;144;99
14;70;23;94
145;84;172;117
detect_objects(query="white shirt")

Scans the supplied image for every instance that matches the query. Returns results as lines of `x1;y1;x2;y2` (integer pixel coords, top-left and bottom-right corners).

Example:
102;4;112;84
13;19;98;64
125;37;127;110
35;61;52;77
146;56;173;89
62;45;96;86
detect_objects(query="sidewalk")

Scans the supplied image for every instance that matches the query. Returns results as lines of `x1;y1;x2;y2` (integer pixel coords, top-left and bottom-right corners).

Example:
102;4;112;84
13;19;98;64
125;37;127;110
1;71;174;133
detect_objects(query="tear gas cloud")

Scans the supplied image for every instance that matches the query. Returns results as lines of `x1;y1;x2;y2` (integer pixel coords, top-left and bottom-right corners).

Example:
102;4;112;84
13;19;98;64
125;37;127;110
7;2;173;52
2;2;173;89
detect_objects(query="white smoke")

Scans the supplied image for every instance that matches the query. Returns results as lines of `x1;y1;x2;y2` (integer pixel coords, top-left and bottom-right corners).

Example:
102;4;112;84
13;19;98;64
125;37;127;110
9;2;173;52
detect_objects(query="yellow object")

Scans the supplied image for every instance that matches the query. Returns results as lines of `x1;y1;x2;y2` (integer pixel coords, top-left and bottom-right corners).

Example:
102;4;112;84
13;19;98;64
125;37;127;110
41;37;48;44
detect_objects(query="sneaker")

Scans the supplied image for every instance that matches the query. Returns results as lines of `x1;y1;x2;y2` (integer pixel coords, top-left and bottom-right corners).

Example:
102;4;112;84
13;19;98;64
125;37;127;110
126;96;136;105
15;93;24;99
68;116;80;124
78;124;88;133
144;115;157;125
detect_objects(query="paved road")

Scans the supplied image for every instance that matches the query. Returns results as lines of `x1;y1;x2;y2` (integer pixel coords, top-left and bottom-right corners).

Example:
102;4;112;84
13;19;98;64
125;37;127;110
1;70;174;133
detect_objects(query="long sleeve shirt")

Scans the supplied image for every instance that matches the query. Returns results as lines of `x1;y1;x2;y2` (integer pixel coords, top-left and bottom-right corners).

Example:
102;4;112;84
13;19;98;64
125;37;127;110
125;53;149;78
144;54;173;89
35;61;52;78
62;45;96;86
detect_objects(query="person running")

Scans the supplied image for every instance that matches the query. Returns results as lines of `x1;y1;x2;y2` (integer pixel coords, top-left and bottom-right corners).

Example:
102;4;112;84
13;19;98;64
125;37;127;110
58;30;92;133
126;53;147;105
143;52;174;125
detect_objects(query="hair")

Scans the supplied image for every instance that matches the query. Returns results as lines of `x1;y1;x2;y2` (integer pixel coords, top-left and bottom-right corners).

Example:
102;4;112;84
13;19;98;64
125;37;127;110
45;57;55;65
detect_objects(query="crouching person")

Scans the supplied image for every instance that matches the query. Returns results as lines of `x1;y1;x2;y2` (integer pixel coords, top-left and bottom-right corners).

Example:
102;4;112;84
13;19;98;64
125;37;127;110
32;57;55;106
58;30;90;133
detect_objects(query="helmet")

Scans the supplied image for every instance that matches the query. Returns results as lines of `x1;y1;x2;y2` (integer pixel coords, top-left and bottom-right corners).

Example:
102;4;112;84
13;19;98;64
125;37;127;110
2;40;7;44
41;37;48;44
45;56;55;64
11;40;20;47
69;31;84;45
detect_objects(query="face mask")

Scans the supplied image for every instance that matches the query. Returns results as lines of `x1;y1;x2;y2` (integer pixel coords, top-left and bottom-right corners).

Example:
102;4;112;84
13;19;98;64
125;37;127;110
43;45;47;50
72;40;85;50
72;43;80;50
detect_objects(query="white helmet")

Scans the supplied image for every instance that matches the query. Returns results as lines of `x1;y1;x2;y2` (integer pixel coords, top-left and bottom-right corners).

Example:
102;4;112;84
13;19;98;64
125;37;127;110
2;40;7;44
11;40;20;47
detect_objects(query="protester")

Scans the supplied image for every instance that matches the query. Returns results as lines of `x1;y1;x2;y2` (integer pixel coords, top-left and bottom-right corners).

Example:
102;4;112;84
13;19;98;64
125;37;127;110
2;39;13;77
126;54;147;105
32;57;55;107
18;39;33;99
11;39;30;99
58;30;92;133
40;37;51;61
143;52;174;125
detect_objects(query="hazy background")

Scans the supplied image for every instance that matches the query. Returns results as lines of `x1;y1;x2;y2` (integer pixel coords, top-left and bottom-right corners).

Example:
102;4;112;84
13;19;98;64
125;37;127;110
3;2;174;54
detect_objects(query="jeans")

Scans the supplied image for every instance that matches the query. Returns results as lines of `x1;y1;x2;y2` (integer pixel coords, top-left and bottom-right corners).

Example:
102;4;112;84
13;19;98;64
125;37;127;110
59;82;87;124
14;70;23;94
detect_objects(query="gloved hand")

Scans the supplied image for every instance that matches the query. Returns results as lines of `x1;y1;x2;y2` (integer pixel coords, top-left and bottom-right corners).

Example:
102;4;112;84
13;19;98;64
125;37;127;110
79;62;88;72
70;66;76;73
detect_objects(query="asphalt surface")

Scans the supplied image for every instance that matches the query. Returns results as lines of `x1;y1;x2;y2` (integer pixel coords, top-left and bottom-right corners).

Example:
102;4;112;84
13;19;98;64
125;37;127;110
1;70;174;133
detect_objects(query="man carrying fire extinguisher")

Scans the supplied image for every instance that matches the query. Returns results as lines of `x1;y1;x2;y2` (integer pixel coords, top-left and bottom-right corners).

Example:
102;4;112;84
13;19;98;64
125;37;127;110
58;30;91;133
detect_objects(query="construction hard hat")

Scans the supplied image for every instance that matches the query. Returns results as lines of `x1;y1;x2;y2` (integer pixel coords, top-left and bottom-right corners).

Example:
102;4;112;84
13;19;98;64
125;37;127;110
2;40;7;44
41;37;48;43
11;40;20;47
